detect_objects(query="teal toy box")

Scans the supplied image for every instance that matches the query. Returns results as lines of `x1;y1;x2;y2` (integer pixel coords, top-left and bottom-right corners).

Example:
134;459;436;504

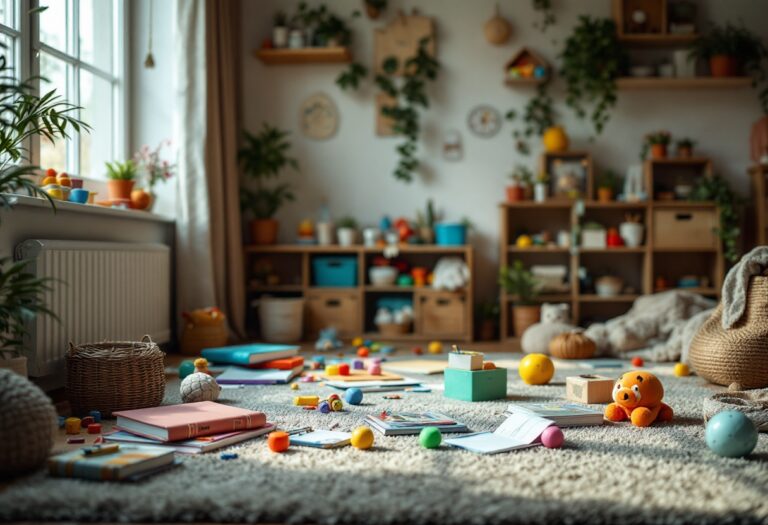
444;367;507;402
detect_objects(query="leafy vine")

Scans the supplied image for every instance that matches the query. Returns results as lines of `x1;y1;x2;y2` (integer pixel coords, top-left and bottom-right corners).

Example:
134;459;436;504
505;80;556;155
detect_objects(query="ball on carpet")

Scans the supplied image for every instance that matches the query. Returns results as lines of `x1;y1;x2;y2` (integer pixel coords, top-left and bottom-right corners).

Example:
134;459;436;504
0;369;56;476
631;357;644;367
540;426;564;448
428;341;442;354
419;426;442;449
351;426;375;449
357;346;370;357
706;410;758;458
518;353;554;385
178;360;195;379
345;387;363;405
674;363;690;377
180;372;221;403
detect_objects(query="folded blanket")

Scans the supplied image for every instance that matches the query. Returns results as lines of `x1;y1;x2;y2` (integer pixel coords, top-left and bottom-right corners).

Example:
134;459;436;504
722;246;768;329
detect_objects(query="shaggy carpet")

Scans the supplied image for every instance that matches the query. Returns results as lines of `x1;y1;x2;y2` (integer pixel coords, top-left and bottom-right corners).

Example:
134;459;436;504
1;354;767;525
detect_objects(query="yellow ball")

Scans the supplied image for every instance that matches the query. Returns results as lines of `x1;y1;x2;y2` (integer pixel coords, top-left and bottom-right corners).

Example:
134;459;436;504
674;363;690;377
351;426;374;450
518;353;554;385
427;341;442;354
516;235;533;248
352;337;364;347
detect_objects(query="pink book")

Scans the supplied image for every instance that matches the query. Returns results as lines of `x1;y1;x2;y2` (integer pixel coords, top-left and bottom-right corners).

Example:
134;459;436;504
113;401;267;442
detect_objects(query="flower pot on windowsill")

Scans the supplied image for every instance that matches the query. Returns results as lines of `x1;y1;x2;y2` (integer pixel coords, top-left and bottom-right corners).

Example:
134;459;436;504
597;187;614;203
650;144;668;159
250;219;279;245
107;179;135;201
709;54;739;77
506;185;525;203
0;355;28;377
512;304;541;338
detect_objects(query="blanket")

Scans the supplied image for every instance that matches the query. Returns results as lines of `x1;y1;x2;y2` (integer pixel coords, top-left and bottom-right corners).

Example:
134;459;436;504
721;246;768;329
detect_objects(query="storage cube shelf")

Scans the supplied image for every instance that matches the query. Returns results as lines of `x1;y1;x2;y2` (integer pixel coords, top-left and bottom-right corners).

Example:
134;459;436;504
245;244;474;341
499;153;725;344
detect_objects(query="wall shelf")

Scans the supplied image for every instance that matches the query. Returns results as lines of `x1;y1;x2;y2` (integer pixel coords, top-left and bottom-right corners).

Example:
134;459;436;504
617;34;698;47
617;77;753;90
254;47;352;65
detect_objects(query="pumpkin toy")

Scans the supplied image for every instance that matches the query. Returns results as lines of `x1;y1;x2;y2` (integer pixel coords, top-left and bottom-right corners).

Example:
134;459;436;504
548;331;596;359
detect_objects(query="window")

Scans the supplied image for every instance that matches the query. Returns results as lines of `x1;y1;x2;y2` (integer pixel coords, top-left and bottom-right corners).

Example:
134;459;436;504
3;0;125;178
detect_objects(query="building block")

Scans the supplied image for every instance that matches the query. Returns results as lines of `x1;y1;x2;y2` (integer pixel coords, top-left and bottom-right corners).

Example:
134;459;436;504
566;374;614;404
444;367;507;402
448;351;484;371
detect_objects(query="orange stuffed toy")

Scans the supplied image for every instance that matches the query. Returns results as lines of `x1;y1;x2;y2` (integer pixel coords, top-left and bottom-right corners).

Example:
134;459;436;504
604;371;673;427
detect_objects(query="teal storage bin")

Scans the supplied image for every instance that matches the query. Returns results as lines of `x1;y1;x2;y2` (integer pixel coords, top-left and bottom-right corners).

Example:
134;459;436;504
444;367;507;402
435;223;467;245
312;256;358;287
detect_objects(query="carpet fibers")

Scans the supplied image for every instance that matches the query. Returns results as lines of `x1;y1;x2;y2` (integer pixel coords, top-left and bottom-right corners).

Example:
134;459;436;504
1;354;767;524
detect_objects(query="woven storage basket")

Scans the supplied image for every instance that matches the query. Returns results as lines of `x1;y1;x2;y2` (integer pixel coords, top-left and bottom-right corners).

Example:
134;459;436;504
66;336;166;416
689;276;768;389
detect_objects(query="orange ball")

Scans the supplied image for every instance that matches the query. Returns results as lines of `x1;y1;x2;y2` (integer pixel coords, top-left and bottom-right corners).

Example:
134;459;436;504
357;346;370;358
631;357;644;367
267;431;290;452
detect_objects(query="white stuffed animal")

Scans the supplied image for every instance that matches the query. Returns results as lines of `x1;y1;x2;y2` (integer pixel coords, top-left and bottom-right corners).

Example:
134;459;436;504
521;303;577;354
432;257;470;291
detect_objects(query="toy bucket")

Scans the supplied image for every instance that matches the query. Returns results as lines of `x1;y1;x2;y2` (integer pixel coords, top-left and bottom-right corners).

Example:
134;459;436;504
435;223;467;246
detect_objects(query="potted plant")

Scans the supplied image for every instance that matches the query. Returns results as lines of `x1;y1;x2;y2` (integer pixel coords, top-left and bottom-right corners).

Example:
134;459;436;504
239;124;299;245
676;138;696;158
105;160;138;202
415;199;439;243
133;139;176;212
533;172;549;203
272;11;289;48
364;0;387;19
336;216;358;246
507;164;533;203
619;212;645;248
689;174;741;263
315;13;352;47
499;260;541;338
476;301;500;341
641;131;672;160
690;23;768;78
596;170;620;202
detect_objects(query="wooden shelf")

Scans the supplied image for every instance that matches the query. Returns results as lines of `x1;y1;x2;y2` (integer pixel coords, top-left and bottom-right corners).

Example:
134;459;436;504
651;201;716;208
506;294;572;303
500;201;573;209
618;33;698;47
578;247;646;254
248;284;303;292
254;47;352;65
505;77;548;87
648;157;711;165
579;294;640;303
617;77;753;90
653;246;718;253
244;244;470;254
654;287;718;295
584;201;649;209
508;246;570;253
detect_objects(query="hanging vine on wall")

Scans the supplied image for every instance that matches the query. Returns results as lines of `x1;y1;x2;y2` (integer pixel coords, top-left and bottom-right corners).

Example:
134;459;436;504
689;175;742;263
560;16;626;136
532;0;556;33
505;80;556;155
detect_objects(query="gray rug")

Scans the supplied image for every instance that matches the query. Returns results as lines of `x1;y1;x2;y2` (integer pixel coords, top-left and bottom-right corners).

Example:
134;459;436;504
2;354;767;524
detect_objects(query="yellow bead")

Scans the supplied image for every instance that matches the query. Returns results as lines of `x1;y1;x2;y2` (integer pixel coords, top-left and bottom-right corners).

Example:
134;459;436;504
674;363;690;377
290;383;299;390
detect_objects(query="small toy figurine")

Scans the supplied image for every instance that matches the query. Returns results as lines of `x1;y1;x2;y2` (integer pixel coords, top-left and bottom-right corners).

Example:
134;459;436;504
194;357;211;375
315;327;343;351
604;371;673;427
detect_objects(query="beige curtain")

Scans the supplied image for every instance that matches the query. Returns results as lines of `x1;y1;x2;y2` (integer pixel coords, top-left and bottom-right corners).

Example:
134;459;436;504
204;0;245;337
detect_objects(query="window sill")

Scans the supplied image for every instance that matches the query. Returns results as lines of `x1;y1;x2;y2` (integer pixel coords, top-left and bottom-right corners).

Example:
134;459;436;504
1;194;174;224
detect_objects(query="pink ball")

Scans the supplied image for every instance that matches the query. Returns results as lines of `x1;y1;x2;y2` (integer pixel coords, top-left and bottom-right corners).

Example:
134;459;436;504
540;426;564;449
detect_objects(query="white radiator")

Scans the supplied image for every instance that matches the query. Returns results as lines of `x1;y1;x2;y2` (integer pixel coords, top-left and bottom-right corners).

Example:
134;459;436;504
15;240;172;377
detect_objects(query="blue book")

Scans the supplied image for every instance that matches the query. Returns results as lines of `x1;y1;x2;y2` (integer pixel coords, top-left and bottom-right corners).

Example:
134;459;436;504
201;343;299;366
216;365;302;385
289;430;351;449
48;445;175;481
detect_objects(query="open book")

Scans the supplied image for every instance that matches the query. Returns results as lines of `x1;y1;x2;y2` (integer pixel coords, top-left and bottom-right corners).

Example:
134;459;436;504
444;412;555;454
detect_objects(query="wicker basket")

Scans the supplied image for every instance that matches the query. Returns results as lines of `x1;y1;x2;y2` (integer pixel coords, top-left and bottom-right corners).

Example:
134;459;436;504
378;322;411;337
66;336;166;416
689;276;768;389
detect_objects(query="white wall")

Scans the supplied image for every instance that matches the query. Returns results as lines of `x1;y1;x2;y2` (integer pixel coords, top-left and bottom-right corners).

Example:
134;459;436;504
242;0;768;301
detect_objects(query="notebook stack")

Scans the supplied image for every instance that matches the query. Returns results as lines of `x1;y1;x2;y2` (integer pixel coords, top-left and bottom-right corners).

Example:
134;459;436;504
504;402;604;427
202;344;303;384
365;411;470;436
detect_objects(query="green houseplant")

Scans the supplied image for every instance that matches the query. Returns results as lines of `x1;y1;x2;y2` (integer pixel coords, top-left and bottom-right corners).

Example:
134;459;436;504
596;170;620;202
0;44;87;375
239;124;298;245
676;138;696;158
499;260;541;337
415;198;439;243
336;216;358;246
105;159;138;201
476;301;500;341
689;174;741;263
641;131;672;160
507;164;533;202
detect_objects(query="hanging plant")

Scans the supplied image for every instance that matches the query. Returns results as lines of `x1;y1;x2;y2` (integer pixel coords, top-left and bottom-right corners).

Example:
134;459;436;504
505;81;556;155
374;37;440;183
689;175;741;263
336;62;368;91
560;16;626;135
532;0;556;33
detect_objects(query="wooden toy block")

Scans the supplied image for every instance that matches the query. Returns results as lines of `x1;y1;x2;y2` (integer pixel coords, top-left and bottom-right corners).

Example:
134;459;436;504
566;374;614;404
444;367;507;402
448;351;484;371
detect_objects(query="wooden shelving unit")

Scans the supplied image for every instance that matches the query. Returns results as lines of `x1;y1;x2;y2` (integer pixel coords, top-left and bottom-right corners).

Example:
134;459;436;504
749;164;768;246
499;152;726;343
617;33;697;47
245;244;474;342
254;47;352;65
617;77;753;90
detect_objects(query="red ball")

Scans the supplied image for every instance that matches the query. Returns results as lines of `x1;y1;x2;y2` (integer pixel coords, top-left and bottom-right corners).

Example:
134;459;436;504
631;357;644;367
357;346;370;358
412;346;423;355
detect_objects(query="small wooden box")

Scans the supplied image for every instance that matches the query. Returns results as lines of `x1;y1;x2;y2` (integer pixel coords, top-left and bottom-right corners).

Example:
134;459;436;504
444;367;507;402
448;351;484;371
417;291;467;337
305;291;360;338
653;208;718;249
566;374;615;404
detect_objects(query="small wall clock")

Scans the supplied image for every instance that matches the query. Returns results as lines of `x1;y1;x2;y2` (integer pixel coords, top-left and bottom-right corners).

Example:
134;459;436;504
299;93;339;140
467;105;502;138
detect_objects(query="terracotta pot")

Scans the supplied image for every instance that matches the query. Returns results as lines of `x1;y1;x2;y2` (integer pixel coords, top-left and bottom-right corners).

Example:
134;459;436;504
506;185;525;203
677;146;693;158
107;179;135;201
512;304;541;338
250;219;279;245
479;319;497;341
650;144;668;159
597;187;614;203
709;55;738;77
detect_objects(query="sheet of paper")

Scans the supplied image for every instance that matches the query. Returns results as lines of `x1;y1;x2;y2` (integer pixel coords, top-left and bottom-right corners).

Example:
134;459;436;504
494;412;554;444
290;430;351;447
444;432;533;454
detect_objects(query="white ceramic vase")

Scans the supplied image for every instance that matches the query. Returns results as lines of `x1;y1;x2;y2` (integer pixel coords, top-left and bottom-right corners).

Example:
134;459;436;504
619;222;645;248
534;183;547;203
272;26;288;48
316;222;335;245
337;227;357;247
363;227;380;247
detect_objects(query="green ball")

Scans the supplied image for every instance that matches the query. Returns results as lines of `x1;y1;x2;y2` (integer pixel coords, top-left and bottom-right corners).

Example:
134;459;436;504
419;426;442;449
179;360;195;379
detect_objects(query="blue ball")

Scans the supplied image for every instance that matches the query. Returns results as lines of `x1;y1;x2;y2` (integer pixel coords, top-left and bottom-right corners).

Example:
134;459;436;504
705;410;758;458
179;360;195;380
345;387;364;406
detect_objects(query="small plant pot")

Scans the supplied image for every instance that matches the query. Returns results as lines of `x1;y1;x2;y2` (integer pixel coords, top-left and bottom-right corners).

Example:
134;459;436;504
272;26;288;48
677;146;693;158
337;227;357;247
0;355;28;377
534;183;548;203
435;223;467;246
316;222;335;245
107;180;135;201
250;219;279;245
597;187;614;203
506;185;525;203
619;222;645;248
650;144;668;159
419;226;435;244
709;54;738;77
512;304;541;338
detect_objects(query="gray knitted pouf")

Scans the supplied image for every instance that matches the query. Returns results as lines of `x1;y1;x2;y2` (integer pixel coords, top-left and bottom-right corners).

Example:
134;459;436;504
703;388;768;432
0;369;57;476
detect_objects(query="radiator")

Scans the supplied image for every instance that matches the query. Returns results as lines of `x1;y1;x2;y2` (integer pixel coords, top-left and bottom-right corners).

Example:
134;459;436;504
15;240;172;377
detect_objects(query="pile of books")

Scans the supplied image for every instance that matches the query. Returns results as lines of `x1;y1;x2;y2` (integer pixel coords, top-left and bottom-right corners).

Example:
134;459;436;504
505;402;604;427
365;411;470;436
202;343;303;385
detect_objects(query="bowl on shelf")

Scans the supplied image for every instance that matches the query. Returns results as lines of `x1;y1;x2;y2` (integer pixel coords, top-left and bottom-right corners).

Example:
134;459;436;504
369;266;398;286
595;276;624;297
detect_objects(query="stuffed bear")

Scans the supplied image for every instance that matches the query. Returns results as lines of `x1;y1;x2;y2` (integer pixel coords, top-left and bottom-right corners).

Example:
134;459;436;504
604;371;673;427
520;303;576;354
